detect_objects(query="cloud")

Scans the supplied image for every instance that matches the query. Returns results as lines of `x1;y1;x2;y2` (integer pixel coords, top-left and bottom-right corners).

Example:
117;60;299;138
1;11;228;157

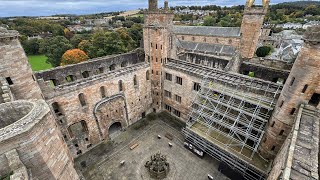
0;0;307;17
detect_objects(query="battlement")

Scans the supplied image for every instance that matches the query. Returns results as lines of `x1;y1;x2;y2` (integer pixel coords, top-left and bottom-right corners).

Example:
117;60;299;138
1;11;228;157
37;62;149;99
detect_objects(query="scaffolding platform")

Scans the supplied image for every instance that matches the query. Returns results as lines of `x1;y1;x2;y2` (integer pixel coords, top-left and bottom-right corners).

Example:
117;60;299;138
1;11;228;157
181;64;282;180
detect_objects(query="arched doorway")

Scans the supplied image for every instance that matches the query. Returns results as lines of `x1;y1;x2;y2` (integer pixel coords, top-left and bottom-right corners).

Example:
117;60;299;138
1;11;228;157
109;122;122;139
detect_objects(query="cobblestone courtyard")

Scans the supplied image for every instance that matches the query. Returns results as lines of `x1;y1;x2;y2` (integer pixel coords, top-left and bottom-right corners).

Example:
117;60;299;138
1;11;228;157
76;116;228;180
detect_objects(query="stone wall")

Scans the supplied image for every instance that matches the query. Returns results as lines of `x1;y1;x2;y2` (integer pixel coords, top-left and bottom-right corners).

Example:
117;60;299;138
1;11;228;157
178;53;230;70
240;62;290;83
162;66;201;120
36;62;152;156
260;38;320;159
175;34;240;48
0;100;79;179
35;49;144;87
240;6;268;59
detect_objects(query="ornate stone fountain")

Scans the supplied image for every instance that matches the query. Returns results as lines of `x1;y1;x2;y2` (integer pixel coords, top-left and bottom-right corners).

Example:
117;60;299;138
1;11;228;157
145;151;170;179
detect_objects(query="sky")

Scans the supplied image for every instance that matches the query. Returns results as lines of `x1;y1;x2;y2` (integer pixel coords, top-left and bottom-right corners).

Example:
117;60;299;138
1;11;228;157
0;0;314;17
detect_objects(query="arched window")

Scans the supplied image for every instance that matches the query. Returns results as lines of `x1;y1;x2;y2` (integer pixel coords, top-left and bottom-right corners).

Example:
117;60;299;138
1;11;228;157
118;80;123;92
66;75;75;82
82;71;90;78
121;61;128;67
100;86;106;98
109;64;116;71
49;79;59;87
133;75;138;86
78;93;87;107
146;70;150;80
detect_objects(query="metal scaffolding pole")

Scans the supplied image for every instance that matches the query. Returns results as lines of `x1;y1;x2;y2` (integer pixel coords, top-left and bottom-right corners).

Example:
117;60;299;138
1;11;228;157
184;69;282;180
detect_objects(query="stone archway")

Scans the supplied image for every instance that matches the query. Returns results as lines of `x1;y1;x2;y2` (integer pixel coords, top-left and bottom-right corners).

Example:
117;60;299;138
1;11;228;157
93;94;128;140
108;122;122;139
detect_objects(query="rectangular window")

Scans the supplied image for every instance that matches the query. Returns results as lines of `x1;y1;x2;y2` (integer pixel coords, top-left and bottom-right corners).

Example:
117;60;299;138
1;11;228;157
175;95;182;103
302;84;308;93
165;73;172;81
193;82;201;91
165;104;172;112
290;77;295;86
176;76;182;85
164;90;172;98
279;101;284;108
290;108;296;115
5;77;13;85
173;109;181;117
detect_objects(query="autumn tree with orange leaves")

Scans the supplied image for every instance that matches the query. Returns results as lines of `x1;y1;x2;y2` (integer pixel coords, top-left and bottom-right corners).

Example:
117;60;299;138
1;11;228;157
61;49;89;66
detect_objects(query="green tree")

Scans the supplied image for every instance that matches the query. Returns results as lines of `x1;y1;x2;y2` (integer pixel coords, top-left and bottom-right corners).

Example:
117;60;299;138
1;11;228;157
203;16;216;26
22;38;43;55
39;36;72;67
256;46;272;57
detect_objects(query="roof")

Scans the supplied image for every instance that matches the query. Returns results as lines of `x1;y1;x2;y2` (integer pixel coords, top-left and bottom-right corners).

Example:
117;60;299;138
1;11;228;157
177;40;236;56
173;26;241;37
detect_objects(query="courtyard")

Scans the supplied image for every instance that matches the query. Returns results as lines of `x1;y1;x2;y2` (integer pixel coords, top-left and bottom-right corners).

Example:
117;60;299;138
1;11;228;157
75;113;229;180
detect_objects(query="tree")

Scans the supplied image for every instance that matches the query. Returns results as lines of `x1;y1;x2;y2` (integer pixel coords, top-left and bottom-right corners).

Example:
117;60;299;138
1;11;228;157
116;28;135;51
78;40;96;58
128;24;143;47
39;36;72;67
256;46;272;57
22;38;43;55
60;49;89;66
203;16;216;26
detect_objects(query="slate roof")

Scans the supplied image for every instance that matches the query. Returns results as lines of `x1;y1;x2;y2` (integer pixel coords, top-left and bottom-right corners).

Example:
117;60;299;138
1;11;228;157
173;26;241;37
177;40;236;56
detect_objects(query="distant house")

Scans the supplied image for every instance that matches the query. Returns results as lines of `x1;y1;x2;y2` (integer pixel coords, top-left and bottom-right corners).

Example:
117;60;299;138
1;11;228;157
67;25;93;33
276;23;303;30
303;21;320;29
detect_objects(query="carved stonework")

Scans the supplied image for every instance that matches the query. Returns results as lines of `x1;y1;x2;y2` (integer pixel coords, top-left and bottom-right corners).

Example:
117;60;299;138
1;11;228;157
145;151;170;179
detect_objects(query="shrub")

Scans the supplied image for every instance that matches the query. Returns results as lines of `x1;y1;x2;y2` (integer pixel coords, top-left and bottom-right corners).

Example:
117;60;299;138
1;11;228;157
256;46;272;57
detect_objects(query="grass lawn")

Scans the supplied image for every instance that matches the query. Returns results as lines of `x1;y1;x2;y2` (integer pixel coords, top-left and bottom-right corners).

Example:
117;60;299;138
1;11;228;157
129;13;144;18
28;55;52;71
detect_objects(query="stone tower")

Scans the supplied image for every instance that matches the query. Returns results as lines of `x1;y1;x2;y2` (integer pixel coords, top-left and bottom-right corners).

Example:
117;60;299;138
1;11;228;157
143;0;174;112
259;26;320;159
0;28;43;100
240;0;269;59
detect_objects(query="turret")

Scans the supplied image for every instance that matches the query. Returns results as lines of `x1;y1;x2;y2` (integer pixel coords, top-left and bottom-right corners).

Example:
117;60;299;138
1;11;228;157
0;27;43;101
149;0;158;11
144;0;174;112
259;26;320;159
240;0;270;59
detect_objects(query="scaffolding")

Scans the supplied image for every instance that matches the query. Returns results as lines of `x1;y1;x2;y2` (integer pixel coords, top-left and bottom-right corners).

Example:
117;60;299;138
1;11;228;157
184;69;281;180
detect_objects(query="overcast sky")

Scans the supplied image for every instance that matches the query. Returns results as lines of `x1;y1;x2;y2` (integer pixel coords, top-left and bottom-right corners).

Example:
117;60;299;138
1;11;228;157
0;0;314;17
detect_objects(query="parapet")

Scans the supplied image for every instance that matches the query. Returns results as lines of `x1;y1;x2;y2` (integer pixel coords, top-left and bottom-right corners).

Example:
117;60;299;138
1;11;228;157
0;27;19;40
0;100;49;141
